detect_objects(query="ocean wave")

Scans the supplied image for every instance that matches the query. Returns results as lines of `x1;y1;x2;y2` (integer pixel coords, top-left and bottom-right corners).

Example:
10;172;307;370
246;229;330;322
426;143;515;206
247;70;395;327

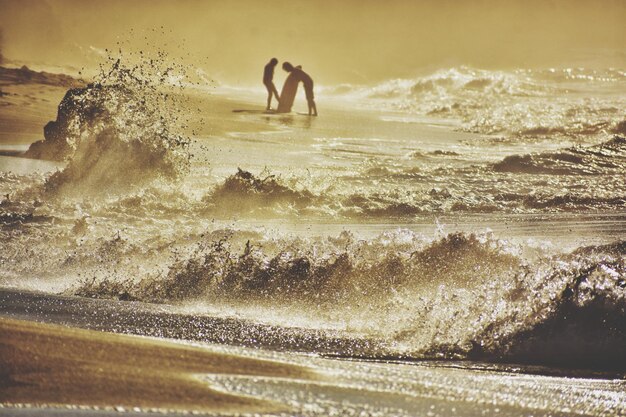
200;169;427;218
493;136;626;175
418;251;626;371
465;243;626;370
207;164;626;216
25;55;191;195
342;66;626;138
67;230;626;370
202;168;316;215
1;162;623;237
367;67;553;100
69;231;520;303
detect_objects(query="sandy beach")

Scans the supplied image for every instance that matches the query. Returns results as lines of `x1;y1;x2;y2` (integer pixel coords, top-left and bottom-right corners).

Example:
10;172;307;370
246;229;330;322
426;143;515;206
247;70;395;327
1;292;625;417
0;316;317;415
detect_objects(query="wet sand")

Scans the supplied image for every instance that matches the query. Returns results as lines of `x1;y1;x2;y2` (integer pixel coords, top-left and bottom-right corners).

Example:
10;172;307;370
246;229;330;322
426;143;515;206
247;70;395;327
0;316;316;414
1;306;624;417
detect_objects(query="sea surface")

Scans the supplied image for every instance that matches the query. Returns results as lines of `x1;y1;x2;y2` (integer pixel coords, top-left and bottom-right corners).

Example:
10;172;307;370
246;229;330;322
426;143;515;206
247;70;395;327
0;61;625;415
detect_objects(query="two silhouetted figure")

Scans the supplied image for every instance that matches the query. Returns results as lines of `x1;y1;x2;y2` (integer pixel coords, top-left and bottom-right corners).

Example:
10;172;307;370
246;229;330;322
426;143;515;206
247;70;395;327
263;58;317;116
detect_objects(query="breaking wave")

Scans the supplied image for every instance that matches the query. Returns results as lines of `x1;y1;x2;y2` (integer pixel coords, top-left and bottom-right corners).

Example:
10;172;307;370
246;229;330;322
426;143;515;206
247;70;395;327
200;169;430;218
25;54;191;195
197;156;626;217
202;168;317;216
68;230;626;370
339;67;626;138
493;135;626;175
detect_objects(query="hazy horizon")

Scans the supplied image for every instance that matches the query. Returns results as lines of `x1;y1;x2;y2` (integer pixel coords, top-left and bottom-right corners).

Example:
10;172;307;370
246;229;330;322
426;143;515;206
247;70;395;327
1;0;625;86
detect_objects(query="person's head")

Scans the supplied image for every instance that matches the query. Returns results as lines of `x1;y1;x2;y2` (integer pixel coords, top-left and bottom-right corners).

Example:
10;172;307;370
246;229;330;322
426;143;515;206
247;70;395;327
282;62;294;72
269;58;278;66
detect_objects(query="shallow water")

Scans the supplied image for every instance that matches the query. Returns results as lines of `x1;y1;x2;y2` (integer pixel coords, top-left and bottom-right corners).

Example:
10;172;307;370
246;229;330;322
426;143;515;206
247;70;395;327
0;62;625;414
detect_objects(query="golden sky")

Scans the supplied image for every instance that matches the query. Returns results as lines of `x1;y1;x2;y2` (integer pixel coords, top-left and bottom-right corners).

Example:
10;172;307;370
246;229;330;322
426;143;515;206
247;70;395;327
1;0;624;85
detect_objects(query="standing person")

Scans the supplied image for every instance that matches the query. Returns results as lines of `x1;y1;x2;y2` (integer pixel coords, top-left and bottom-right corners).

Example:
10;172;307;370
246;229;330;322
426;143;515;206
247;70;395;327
282;62;317;116
263;58;280;111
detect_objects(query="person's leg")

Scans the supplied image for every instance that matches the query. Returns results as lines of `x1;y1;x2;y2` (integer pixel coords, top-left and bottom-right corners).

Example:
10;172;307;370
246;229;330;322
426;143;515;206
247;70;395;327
266;85;272;110
271;84;280;104
305;86;316;116
308;98;317;116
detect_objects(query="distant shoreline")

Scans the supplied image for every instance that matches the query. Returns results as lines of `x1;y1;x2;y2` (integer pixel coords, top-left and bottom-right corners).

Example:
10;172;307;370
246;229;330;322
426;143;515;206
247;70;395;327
0;65;85;89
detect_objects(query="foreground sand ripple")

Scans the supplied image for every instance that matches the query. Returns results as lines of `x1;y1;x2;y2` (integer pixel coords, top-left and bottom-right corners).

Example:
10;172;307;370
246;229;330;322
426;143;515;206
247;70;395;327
0;317;317;414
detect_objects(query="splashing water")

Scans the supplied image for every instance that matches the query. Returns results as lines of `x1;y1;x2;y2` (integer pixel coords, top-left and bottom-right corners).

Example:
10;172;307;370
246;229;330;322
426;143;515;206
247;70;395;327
63;229;625;370
335;67;626;139
26;52;192;195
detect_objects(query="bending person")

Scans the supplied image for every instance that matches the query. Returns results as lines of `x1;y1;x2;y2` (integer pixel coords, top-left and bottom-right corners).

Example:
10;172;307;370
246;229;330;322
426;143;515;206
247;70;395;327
282;62;317;116
263;58;280;110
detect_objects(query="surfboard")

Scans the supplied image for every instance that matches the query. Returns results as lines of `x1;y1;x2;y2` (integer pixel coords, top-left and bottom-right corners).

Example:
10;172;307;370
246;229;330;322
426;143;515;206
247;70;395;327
232;109;311;117
276;72;299;113
232;109;276;114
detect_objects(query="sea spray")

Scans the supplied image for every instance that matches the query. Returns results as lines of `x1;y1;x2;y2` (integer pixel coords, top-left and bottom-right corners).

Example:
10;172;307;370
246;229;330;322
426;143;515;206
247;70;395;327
336;67;626;138
26;52;192;195
67;229;626;370
202;168;317;215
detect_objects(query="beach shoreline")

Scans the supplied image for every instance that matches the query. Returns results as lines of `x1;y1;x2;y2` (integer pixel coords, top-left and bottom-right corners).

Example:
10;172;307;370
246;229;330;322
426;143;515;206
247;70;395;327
0;316;318;415
2;307;624;417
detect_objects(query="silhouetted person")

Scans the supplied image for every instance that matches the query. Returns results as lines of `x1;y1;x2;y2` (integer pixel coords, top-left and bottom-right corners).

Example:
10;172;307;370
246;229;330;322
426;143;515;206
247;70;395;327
282;62;317;116
263;58;280;110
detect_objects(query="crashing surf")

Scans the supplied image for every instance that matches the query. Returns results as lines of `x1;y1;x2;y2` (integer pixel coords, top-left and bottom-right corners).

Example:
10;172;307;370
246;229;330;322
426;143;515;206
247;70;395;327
65;230;626;371
333;67;626;139
25;54;191;195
